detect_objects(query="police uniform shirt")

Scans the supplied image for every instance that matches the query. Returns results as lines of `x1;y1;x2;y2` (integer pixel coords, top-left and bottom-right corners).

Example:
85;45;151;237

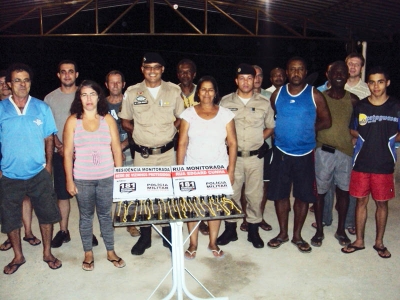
220;92;275;151
119;80;184;147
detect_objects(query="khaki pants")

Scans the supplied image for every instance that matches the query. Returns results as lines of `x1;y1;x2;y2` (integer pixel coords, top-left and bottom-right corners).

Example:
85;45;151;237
230;155;264;224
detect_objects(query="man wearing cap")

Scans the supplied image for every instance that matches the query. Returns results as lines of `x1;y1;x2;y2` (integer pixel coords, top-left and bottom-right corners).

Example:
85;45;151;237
119;52;184;255
217;63;275;249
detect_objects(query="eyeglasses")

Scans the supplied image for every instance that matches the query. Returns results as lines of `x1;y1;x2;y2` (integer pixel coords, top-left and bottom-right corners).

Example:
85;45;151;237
11;78;31;84
143;65;162;71
80;92;98;98
0;81;7;86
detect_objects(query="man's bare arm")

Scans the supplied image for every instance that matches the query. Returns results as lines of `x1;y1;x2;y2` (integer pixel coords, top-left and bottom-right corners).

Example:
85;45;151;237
121;118;134;135
44;134;54;174
314;88;332;131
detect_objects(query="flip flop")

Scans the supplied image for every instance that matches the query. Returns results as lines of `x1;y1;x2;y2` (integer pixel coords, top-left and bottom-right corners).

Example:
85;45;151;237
334;233;351;246
0;239;12;251
208;247;224;258
108;257;126;268
43;258;62;270
373;245;391;259
240;222;248;232
3;260;26;275
260;221;272;231
310;234;324;247
184;249;197;260
82;261;94;271
267;237;289;249
341;244;365;254
291;240;312;253
347;227;356;235
23;236;41;246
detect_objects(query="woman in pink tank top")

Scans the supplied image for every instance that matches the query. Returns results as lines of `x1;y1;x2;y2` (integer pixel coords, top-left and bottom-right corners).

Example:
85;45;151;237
63;80;125;271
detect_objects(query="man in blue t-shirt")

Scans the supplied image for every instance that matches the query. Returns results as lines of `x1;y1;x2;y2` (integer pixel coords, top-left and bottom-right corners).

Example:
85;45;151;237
0;63;61;274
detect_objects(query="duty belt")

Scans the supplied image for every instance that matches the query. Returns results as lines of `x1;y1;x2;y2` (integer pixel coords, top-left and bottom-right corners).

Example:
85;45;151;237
237;150;258;157
133;140;174;158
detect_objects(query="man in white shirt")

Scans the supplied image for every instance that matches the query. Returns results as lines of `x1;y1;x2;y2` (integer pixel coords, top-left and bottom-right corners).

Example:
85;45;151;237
265;67;286;94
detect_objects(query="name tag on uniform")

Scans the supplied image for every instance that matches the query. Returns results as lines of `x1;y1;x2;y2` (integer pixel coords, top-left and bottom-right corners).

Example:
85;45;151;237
159;99;171;106
134;95;148;105
229;108;238;111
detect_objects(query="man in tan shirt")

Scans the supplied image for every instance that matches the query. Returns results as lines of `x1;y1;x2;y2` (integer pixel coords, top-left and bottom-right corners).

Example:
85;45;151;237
119;52;184;255
218;64;275;249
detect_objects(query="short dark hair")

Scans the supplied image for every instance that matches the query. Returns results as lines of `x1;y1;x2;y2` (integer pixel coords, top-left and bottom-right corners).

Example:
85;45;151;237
177;59;197;73
286;56;307;70
0;70;6;78
194;76;220;104
367;66;390;81
6;63;34;82
70;80;108;119
328;60;348;74
345;53;365;67
58;60;78;73
105;70;126;83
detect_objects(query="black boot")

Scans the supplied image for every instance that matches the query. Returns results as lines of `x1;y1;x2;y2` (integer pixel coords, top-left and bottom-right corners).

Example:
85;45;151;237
216;222;238;245
247;223;264;248
162;226;172;251
131;226;151;255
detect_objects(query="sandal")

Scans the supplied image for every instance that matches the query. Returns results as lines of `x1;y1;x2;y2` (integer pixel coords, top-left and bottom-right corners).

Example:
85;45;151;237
373;245;391;259
208;247;224;258
347;227;356;235
108;257;126;268
240;222;248;232
310;234;324;247
3;260;26;275
0;239;12;251
184;249;197;260
259;221;272;231
267;237;289;249
334;233;351;246
82;261;94;271
291;240;312;253
44;258;62;270
23;236;41;246
199;221;209;235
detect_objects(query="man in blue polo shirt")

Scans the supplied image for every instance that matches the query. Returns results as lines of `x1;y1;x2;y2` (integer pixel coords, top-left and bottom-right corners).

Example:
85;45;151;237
0;63;61;274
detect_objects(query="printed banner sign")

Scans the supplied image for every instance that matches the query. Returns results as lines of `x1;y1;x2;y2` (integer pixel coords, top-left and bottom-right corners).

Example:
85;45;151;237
171;164;233;197
113;166;173;201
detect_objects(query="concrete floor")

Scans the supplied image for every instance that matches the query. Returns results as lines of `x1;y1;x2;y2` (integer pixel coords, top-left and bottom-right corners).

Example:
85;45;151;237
1;164;400;300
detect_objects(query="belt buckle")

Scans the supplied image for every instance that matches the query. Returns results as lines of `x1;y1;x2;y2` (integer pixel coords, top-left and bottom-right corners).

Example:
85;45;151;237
241;151;250;158
152;148;162;155
140;147;149;158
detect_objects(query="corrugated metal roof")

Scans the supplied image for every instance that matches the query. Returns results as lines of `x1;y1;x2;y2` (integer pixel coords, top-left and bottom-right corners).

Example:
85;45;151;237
0;0;399;41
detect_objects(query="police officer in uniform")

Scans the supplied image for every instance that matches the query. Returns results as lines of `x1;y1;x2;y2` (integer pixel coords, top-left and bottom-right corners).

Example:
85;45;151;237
119;53;184;255
217;64;275;248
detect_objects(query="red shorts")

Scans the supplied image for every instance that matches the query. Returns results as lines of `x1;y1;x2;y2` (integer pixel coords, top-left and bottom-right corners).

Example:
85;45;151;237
349;171;394;201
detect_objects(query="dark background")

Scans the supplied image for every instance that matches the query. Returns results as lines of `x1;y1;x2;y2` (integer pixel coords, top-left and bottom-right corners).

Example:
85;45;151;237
1;4;399;99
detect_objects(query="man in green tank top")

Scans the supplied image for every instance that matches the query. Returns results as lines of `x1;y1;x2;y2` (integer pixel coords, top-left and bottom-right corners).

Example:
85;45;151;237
312;61;359;247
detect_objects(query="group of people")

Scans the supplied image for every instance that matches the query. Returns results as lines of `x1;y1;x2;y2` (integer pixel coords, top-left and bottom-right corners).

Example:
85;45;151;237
0;51;398;275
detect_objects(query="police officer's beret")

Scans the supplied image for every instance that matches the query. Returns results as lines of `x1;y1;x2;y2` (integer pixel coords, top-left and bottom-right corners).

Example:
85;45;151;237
142;52;165;66
236;63;256;76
